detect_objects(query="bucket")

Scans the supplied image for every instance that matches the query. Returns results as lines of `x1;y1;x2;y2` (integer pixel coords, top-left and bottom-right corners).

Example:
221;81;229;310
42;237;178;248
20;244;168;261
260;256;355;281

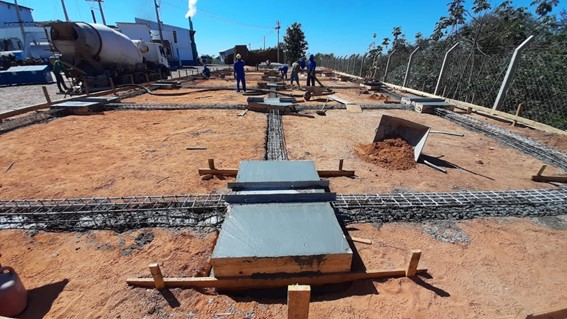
0;266;28;317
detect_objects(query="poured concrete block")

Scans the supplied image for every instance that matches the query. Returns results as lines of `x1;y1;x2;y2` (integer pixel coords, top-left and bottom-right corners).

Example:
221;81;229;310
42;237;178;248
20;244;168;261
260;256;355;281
211;202;352;277
228;160;328;191
401;96;445;105
414;101;456;114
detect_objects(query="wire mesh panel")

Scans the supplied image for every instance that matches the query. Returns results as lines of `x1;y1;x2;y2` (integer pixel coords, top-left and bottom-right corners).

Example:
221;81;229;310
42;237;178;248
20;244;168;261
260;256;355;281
503;45;567;130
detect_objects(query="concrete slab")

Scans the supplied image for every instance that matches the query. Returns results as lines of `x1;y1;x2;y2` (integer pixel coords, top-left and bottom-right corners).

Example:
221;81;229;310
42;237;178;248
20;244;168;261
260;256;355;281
229;160;328;192
211;202;352;277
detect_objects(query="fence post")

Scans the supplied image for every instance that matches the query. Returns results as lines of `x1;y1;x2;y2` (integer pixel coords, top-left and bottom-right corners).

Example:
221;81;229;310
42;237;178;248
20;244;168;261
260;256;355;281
492;35;534;110
359;54;366;77
434;42;460;96
383;49;396;82
403;46;420;88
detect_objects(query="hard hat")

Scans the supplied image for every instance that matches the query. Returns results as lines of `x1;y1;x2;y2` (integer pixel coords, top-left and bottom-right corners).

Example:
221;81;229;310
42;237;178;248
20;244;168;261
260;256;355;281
236;54;241;59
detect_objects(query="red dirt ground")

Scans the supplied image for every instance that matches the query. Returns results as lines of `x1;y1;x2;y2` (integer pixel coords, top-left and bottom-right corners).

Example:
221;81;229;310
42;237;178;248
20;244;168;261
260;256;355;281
1;217;566;318
355;138;417;170
1;72;566;319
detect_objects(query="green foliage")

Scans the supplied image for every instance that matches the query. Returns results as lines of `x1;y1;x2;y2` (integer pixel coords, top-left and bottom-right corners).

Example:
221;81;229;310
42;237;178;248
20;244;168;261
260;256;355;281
283;23;308;64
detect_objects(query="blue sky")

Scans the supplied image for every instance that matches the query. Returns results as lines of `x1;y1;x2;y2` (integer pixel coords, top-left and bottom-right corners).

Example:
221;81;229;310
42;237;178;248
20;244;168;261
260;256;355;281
18;0;566;57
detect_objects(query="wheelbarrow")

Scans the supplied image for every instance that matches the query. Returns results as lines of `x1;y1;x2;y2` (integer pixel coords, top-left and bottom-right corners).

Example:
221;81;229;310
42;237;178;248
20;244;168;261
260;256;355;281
303;86;334;101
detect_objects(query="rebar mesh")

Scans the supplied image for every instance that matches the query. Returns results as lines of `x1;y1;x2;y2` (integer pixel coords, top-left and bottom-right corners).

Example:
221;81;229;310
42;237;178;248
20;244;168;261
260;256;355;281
435;108;567;171
266;109;288;160
1;189;564;231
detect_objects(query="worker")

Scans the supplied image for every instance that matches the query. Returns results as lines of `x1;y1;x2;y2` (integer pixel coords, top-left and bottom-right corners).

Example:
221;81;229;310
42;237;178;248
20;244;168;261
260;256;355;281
279;64;288;80
290;60;301;89
299;57;306;70
234;54;246;93
52;57;69;94
202;65;211;79
306;54;317;87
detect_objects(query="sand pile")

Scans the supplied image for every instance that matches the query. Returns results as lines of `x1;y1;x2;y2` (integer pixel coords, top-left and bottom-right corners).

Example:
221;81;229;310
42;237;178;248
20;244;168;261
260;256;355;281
355;138;416;170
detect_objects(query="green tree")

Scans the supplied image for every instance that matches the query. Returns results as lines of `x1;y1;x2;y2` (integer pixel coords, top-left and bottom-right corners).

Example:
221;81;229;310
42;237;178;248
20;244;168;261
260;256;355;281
283;23;308;64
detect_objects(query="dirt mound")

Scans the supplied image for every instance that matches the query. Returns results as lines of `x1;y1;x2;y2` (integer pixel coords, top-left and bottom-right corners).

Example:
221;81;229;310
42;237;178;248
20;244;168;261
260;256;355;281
355;138;416;170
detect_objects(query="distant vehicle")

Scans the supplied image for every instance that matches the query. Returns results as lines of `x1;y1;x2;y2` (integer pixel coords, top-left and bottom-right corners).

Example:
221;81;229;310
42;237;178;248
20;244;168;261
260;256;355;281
49;22;170;92
200;55;213;65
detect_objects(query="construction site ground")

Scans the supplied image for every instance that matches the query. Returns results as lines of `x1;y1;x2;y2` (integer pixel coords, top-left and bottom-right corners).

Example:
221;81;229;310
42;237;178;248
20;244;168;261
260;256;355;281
1;70;566;318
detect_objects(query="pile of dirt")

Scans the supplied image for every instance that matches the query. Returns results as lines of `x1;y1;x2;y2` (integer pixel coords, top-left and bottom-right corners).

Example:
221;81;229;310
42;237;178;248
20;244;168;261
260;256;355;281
355;138;416;170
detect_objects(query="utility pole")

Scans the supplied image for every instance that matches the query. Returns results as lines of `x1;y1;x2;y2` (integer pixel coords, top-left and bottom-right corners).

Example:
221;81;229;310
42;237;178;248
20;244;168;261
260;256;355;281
61;0;70;21
276;20;280;63
263;36;265;50
85;0;106;25
13;0;26;57
154;0;165;45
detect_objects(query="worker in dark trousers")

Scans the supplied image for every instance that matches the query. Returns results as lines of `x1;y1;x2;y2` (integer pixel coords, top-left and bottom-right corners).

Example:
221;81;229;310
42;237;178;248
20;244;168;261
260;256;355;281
233;54;246;92
202;65;211;79
306;54;316;87
52;57;69;94
279;64;288;80
290;60;301;89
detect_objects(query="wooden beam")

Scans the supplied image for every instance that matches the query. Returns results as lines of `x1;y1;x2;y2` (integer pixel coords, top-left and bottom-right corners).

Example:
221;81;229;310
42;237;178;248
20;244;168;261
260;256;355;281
198;168;355;178
338;159;344;171
127;267;428;290
207;159;216;170
381;82;567;136
288;285;310;319
531;175;567;183
317;170;355;177
346;236;373;245
149;263;165;290
406;250;422;277
494;306;567;319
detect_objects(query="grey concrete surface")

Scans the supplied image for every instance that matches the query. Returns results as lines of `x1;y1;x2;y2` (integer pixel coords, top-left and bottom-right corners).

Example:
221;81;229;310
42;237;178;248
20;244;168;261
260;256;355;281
0;74;67;112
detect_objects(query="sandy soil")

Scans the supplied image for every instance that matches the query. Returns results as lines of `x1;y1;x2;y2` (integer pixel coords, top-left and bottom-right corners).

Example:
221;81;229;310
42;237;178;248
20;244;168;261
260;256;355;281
284;109;562;194
1;217;566;318
0;110;266;199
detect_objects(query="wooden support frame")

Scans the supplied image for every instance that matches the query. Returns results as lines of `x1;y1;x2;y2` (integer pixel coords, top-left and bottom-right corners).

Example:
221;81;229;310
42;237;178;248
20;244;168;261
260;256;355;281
531;165;567;183
127;250;426;290
198;160;355;178
127;267;428;290
149;263;165;289
288;285;310;319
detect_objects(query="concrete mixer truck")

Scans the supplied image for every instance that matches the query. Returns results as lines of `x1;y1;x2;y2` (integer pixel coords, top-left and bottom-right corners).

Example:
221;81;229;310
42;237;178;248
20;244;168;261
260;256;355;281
49;22;170;92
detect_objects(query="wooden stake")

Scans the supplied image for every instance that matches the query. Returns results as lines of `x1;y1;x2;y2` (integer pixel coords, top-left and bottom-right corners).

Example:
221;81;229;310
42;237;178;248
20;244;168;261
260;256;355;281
536;165;547;176
129;74;135;85
406;250;422;277
149;263;165;290
84;82;90;96
208;159;215;170
41;86;52;105
109;78;115;92
339;159;344;171
145;73;150;83
287;285;310;319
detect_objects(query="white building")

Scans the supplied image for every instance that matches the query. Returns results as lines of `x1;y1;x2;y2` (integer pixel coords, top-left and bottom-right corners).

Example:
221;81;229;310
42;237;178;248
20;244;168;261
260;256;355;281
116;17;199;66
0;0;51;59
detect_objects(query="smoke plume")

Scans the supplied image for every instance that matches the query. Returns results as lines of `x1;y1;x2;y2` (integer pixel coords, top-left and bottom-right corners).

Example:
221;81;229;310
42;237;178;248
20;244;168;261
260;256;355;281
185;0;198;18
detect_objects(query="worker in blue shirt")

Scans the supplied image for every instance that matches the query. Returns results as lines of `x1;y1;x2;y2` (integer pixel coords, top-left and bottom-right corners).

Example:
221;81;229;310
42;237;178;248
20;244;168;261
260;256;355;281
299;57;306;69
233;54;246;92
279;64;288;80
202;65;210;79
306;54;316;87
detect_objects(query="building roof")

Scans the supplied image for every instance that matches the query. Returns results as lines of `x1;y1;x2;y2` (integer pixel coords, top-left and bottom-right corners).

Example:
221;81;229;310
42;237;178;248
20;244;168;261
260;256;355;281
0;0;33;11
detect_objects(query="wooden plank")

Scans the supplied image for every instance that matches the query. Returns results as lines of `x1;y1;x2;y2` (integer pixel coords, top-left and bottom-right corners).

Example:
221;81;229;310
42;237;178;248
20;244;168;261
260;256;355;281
530;306;567;319
211;253;352;277
406;250;422;277
288;285;310;319
198;169;355;178
126;267;428;290
317;170;355;177
198;168;238;176
531;175;567;183
346;236;373;245
536;165;547;176
381;82;567;136
208;159;215;170
149;263;165;289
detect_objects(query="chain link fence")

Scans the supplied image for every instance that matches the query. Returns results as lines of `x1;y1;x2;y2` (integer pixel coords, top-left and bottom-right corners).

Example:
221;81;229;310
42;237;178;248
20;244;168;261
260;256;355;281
318;40;567;130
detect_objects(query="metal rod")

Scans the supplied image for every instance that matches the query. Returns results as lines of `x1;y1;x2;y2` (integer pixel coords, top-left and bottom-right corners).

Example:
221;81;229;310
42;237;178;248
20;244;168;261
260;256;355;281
434;42;459;95
383;50;396;82
403;46;420;87
13;0;27;58
492;35;534;110
154;0;165;45
60;0;70;21
97;0;107;25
